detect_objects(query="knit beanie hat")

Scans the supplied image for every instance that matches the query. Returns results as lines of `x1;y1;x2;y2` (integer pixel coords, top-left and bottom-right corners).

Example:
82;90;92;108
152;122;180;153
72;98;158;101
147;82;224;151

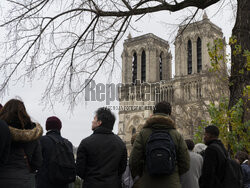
46;116;62;131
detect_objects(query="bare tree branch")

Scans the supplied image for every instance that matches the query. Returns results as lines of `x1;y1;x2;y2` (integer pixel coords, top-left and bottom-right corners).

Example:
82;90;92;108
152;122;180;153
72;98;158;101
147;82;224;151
122;0;133;10
0;0;221;107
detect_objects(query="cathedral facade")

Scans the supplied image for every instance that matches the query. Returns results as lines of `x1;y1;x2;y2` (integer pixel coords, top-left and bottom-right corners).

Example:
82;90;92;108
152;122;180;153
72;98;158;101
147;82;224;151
118;13;228;153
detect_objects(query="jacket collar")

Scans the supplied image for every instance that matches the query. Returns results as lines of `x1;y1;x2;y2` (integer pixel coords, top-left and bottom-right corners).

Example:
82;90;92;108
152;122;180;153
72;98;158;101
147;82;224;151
206;139;222;146
143;113;176;129
9;123;43;142
94;126;113;134
46;129;61;136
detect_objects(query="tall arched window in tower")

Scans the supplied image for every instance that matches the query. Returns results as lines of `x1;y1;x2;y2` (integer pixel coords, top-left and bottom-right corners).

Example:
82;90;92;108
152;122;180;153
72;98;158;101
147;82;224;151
132;52;137;84
132;127;136;135
197;37;202;73
159;53;163;80
141;50;146;82
187;40;192;74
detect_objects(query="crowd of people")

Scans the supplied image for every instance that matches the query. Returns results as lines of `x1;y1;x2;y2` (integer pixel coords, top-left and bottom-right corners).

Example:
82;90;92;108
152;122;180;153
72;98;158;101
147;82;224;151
0;99;249;188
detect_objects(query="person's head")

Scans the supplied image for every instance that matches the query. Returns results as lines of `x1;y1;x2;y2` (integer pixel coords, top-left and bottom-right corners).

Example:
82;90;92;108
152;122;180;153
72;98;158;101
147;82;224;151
0;99;31;129
235;151;248;165
46;116;62;131
131;134;137;146
92;107;115;130
153;101;171;115
204;125;219;145
185;139;195;151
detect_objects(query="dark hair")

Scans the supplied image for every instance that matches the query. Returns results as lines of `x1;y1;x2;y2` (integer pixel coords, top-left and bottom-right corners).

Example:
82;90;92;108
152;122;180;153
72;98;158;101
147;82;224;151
205;125;219;138
0;99;32;129
235;151;248;164
0;103;3;110
185;139;195;151
95;107;115;130
153;101;171;115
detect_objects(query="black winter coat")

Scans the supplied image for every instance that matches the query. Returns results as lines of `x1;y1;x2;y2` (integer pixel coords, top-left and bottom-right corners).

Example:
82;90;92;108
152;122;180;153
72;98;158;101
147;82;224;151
76;126;127;188
0;122;43;188
36;130;74;188
199;139;227;188
0;119;11;166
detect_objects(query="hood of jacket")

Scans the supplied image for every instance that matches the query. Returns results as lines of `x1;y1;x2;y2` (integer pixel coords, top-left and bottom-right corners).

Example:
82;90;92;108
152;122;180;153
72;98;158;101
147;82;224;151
143;113;176;130
9;123;43;142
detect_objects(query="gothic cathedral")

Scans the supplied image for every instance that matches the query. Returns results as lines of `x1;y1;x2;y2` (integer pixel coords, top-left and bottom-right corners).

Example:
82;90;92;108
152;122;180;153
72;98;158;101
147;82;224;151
118;13;228;153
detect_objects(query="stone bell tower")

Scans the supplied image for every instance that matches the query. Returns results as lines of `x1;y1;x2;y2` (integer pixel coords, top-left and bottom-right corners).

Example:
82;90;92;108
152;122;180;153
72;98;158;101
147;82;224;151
118;33;172;153
122;33;172;84
175;12;226;77
172;12;227;136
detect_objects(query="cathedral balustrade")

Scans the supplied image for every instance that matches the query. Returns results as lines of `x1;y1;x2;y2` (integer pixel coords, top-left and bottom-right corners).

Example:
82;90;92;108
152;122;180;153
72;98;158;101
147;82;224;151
182;78;202;102
119;81;175;104
119;77;203;105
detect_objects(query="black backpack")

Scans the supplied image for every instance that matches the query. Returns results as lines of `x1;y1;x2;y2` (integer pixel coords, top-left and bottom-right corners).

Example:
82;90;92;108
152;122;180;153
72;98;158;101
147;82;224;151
47;135;76;185
145;129;176;176
212;144;243;188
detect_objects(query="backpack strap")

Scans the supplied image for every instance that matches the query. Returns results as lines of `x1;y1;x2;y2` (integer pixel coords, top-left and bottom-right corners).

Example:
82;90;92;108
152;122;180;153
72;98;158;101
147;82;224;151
47;134;62;144
148;128;172;143
46;135;64;165
47;135;72;152
151;127;173;133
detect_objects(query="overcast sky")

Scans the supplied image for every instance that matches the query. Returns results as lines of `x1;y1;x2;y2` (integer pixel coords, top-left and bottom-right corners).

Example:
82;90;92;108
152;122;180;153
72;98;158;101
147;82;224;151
0;0;236;146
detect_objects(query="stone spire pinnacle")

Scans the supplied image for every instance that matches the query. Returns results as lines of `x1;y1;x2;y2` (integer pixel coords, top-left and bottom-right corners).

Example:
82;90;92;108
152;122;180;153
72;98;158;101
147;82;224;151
127;32;132;39
203;11;208;20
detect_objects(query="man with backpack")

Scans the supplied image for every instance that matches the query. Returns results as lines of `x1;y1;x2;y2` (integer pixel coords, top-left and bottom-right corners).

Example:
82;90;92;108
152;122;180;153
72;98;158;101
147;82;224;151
199;125;243;188
76;107;127;188
129;101;190;188
36;116;76;188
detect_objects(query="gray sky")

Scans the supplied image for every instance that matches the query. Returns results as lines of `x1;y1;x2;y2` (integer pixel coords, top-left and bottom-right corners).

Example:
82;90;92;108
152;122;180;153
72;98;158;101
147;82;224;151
0;0;236;146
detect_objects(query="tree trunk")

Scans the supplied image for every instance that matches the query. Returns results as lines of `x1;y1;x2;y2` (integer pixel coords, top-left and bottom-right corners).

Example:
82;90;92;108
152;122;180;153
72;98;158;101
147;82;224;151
229;0;250;122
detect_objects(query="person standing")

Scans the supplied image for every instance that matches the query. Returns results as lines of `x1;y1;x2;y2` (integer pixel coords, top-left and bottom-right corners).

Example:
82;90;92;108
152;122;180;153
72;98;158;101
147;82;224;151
129;101;190;188
199;125;228;188
235;151;250;188
76;107;127;188
36;116;75;188
0;99;43;188
181;139;203;188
